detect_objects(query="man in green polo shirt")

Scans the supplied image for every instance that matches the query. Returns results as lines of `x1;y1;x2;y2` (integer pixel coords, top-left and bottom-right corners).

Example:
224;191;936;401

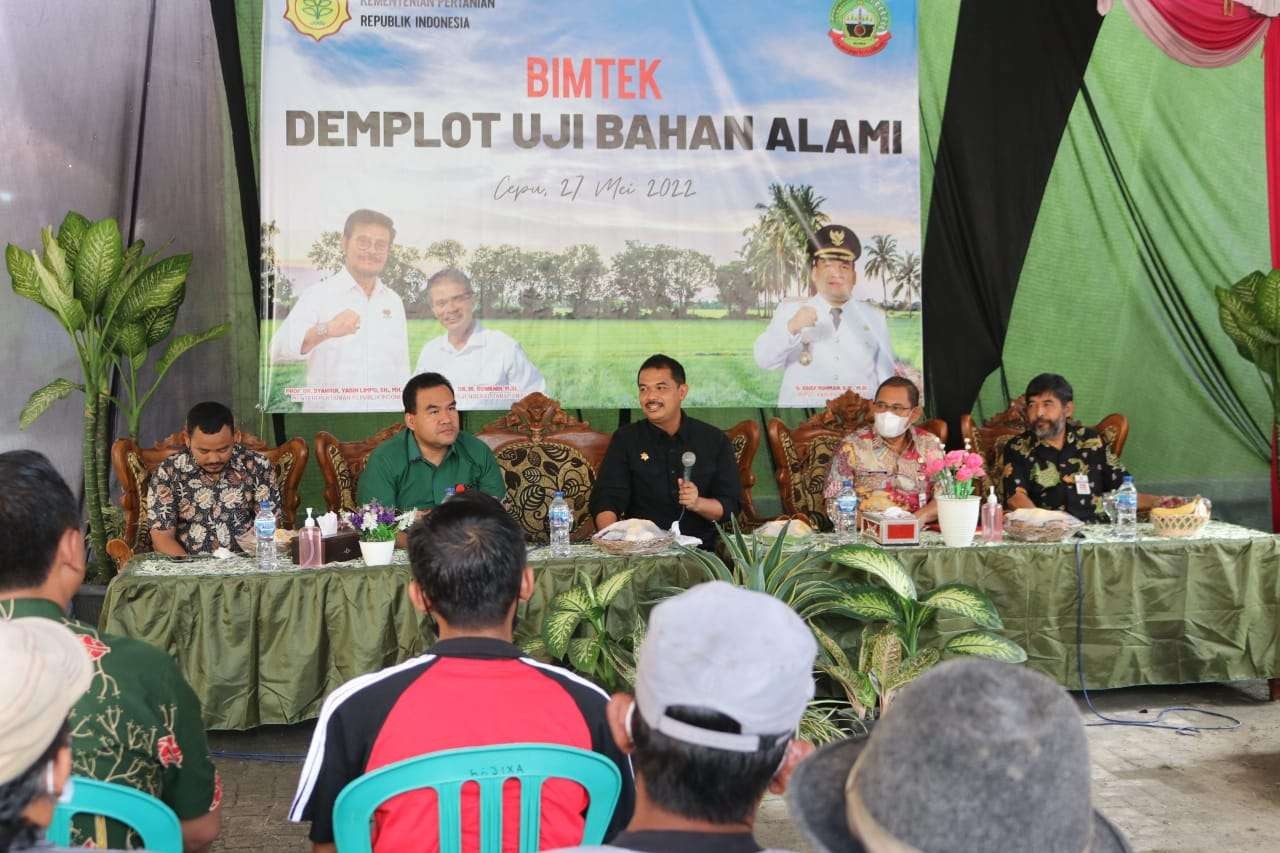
358;372;505;512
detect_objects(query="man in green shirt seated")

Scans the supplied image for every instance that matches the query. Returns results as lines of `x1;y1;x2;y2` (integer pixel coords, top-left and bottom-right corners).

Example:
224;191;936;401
358;372;506;513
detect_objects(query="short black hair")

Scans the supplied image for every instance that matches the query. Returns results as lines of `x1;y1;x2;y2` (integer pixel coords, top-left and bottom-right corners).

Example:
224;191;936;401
876;376;919;409
0;451;80;592
407;491;526;630
638;354;686;386
186;401;234;436
402;372;455;414
342;208;396;243
1024;373;1074;405
630;706;789;824
427;268;472;296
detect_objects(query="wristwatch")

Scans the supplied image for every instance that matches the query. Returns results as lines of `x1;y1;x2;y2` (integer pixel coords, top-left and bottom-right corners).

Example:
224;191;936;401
315;321;329;338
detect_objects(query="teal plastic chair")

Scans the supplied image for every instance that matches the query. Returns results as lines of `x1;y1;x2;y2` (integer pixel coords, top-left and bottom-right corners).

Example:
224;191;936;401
331;743;623;853
47;776;183;852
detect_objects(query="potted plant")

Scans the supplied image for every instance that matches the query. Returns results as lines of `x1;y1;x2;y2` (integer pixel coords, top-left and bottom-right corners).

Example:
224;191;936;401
5;212;228;580
532;567;647;694
821;543;1026;717
346;500;402;565
924;449;985;547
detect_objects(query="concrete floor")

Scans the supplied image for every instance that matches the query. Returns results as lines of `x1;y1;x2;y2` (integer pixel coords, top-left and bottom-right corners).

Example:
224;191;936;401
208;680;1280;852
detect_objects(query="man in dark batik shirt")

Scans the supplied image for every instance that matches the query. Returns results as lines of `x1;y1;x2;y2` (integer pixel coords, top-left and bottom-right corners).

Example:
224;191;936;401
1002;373;1150;523
146;401;279;556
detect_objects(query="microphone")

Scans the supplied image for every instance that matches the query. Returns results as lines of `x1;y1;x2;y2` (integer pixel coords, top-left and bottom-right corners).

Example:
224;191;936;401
675;451;697;530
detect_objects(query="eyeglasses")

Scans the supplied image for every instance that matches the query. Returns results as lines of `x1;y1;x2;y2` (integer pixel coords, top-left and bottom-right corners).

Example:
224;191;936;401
871;401;913;416
351;236;390;253
431;292;474;310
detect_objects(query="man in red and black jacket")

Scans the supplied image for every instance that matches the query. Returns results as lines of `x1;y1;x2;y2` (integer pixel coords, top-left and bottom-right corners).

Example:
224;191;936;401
290;491;635;852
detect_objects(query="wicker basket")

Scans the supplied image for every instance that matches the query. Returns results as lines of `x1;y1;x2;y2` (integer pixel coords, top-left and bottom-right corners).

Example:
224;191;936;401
1150;513;1209;538
590;533;674;555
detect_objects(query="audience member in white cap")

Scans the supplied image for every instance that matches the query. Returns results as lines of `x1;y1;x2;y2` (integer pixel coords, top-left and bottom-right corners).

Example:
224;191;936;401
0;618;96;852
554;581;818;853
786;657;1133;853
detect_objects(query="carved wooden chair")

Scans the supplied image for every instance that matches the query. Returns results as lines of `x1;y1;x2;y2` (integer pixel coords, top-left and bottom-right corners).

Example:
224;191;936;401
960;397;1130;504
315;423;406;515
475;393;612;544
107;430;308;569
724;419;763;527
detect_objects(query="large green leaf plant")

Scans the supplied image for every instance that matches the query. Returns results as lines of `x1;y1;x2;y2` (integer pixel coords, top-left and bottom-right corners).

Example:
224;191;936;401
5;212;228;579
1217;269;1280;425
822;544;1027;718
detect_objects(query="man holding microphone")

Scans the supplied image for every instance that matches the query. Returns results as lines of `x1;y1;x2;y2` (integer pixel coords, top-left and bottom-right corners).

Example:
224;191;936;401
590;354;741;549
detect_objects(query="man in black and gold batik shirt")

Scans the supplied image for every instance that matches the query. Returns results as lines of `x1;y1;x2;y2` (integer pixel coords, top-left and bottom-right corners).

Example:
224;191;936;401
1002;373;1127;523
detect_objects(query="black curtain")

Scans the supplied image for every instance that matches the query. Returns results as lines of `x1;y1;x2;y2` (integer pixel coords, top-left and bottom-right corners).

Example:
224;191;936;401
923;0;1104;438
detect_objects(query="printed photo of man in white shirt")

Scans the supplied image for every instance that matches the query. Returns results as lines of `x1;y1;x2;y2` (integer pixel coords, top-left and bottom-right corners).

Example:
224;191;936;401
753;223;896;407
269;209;411;412
414;268;546;409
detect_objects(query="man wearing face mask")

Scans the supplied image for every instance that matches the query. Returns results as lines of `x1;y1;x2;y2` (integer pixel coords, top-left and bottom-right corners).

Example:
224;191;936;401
824;376;943;522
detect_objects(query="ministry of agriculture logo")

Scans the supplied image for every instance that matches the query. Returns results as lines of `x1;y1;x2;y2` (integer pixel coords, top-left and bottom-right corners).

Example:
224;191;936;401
284;0;351;42
828;0;892;57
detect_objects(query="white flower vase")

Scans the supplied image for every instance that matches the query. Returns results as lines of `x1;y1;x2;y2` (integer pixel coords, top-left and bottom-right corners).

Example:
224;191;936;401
359;539;395;566
936;496;982;548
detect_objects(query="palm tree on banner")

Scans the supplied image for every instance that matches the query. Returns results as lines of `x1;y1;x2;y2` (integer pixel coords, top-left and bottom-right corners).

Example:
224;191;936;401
864;234;900;306
746;184;829;300
892;251;921;312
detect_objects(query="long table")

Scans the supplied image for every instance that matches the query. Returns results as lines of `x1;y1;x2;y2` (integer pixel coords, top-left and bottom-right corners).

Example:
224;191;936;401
100;545;709;730
100;522;1280;730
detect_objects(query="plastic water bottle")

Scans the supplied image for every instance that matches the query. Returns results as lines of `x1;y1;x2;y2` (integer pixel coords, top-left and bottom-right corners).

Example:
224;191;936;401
549;491;572;557
254;500;277;570
1114;476;1138;540
836;480;859;542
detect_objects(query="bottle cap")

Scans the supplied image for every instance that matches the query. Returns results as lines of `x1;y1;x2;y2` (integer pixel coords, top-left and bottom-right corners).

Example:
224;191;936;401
554;491;565;498
305;507;315;528
987;487;996;503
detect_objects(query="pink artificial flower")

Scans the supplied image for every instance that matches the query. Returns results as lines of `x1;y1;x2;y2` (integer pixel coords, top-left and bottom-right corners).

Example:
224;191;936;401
944;450;966;467
956;466;977;482
965;453;984;469
924;458;945;478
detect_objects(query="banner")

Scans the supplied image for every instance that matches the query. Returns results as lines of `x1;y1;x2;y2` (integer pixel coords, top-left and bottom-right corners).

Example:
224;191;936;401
260;0;922;412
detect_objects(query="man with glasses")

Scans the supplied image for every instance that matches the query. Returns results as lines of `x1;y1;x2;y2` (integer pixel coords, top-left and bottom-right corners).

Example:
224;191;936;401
414;268;545;409
753;223;896;407
824;376;943;522
269;208;411;412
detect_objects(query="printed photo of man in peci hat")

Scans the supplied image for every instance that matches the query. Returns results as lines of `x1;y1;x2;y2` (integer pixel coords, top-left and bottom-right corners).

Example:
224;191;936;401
786;657;1133;853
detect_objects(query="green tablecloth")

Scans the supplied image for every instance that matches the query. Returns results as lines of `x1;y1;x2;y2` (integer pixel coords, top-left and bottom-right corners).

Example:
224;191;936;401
101;522;1280;730
100;544;710;730
808;522;1280;690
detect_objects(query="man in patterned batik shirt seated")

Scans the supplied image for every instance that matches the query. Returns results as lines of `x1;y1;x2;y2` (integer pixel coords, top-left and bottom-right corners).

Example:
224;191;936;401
824;377;944;523
146;401;279;555
1002;373;1155;523
0;450;221;850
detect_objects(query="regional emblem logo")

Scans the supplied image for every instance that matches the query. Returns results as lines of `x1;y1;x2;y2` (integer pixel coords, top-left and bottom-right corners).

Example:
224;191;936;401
284;0;351;42
828;0;892;57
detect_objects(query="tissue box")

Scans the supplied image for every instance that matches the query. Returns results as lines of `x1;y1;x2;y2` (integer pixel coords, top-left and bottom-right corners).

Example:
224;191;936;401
858;511;920;546
289;530;361;565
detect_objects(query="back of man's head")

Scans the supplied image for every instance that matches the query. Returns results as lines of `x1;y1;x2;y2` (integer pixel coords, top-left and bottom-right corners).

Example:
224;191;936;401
629;582;816;824
407;491;526;630
0;451;79;593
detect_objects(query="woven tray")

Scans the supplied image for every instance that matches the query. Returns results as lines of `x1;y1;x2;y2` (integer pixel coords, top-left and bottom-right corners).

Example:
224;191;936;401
590;533;674;555
1150;513;1209;538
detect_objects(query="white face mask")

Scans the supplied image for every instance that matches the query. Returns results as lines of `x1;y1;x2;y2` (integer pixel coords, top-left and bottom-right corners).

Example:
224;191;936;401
874;411;911;439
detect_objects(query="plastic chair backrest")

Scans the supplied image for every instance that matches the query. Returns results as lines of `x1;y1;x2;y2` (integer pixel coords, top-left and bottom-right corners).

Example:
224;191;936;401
47;776;183;852
332;743;623;853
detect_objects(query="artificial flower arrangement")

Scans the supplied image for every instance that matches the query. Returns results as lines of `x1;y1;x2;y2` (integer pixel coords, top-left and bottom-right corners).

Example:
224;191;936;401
924;450;986;500
346;500;409;542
